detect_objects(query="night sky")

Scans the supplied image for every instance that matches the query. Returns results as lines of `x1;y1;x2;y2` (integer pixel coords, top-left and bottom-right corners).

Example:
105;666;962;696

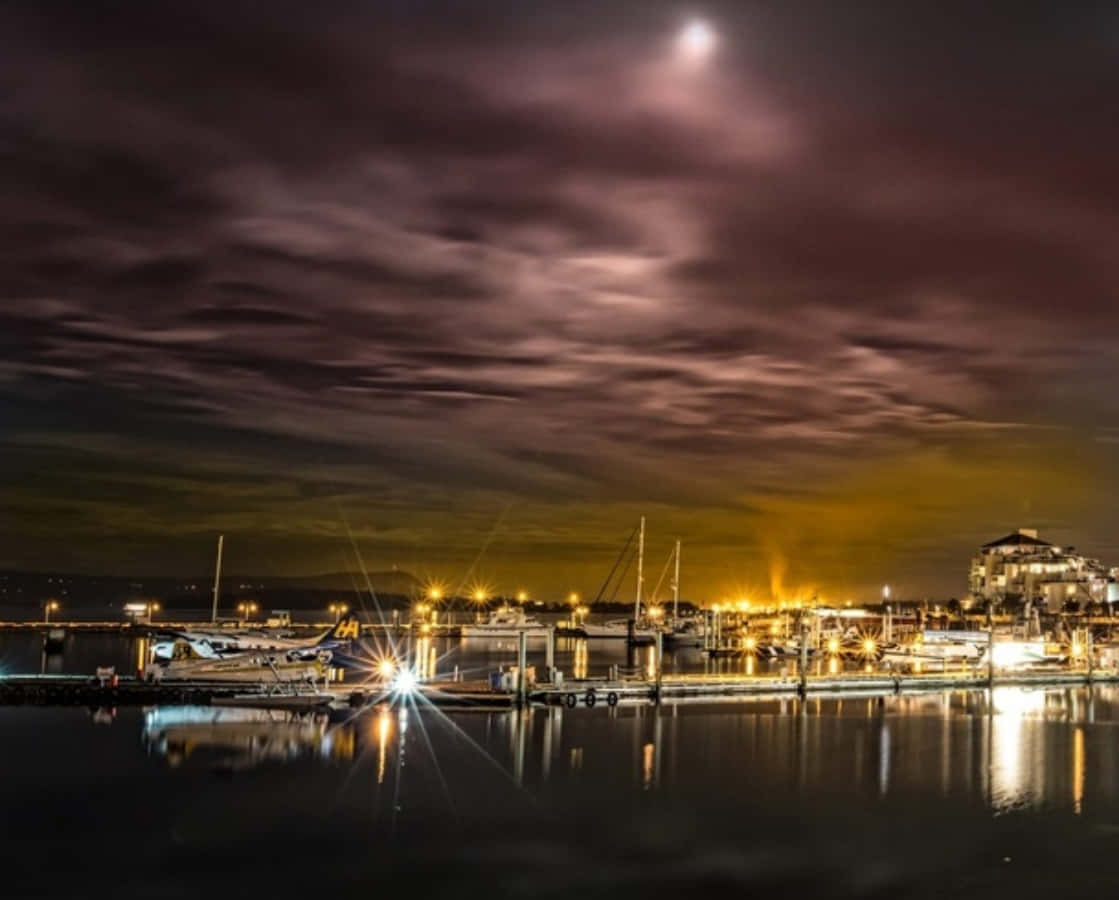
2;2;1118;603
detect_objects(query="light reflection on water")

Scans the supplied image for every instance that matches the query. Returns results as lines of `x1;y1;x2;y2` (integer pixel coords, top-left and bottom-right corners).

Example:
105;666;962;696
6;633;1118;824
10;687;1119;898
118;685;1119;821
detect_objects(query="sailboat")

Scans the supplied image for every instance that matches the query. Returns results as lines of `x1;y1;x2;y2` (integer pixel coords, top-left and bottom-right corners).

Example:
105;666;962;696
661;539;705;648
582;517;657;644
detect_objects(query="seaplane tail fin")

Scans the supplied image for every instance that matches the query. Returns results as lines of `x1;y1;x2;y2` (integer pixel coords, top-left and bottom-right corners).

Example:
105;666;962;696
319;612;361;644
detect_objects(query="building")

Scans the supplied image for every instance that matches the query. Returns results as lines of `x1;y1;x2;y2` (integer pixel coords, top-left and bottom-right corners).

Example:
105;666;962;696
967;528;1112;613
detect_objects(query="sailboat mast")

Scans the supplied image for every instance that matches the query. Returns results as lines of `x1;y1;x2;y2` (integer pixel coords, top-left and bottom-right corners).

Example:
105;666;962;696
672;538;681;623
210;534;224;624
634;516;645;623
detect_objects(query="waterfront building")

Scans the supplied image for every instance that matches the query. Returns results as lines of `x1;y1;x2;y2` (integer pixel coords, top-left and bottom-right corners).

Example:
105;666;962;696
967;528;1112;612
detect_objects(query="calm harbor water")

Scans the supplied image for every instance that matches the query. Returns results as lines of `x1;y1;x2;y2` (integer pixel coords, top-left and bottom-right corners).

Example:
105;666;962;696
5;634;1119;897
0;630;778;681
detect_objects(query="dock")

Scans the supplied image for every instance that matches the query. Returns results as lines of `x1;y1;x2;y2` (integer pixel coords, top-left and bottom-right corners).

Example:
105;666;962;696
5;668;1118;712
0;674;279;707
529;668;1119;707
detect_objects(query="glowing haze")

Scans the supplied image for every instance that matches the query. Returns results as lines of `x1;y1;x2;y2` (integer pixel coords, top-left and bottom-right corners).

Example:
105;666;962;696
2;2;1118;604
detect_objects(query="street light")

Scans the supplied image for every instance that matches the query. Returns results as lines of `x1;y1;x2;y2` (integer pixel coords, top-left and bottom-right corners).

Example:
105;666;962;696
44;599;60;623
149;601;160;624
516;590;528;604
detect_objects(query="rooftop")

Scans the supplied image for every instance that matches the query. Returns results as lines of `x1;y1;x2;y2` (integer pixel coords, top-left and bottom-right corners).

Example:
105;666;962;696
982;529;1054;550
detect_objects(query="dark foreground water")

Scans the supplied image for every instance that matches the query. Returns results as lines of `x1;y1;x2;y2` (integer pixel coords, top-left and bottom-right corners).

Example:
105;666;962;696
5;638;1119;898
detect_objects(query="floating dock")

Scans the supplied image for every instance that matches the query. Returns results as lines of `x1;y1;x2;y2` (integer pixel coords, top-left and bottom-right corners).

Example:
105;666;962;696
4;668;1118;712
0;674;277;706
529;669;1119;707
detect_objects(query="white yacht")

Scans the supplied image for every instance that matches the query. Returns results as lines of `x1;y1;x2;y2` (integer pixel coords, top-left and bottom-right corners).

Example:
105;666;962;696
460;606;550;638
880;631;983;668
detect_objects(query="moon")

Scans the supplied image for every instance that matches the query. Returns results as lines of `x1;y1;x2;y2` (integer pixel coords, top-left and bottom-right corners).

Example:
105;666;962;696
678;20;716;61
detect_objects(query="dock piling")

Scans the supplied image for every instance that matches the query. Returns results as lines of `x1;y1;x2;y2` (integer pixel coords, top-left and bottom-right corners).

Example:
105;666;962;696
655;631;664;703
517;629;528;707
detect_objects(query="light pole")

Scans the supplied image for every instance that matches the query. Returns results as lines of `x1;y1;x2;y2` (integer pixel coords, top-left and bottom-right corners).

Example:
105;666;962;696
148;601;160;625
45;599;59;623
426;587;443;625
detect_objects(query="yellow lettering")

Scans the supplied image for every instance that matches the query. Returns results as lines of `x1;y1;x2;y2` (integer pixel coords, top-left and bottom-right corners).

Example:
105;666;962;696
334;619;360;640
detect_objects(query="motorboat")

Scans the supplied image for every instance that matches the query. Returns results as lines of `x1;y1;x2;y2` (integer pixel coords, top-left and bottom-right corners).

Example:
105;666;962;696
581;619;657;643
460;606;550;638
880;631;983;668
662;617;706;648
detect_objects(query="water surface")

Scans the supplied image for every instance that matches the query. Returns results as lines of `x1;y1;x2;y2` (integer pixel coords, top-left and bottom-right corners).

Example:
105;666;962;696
4;683;1119;898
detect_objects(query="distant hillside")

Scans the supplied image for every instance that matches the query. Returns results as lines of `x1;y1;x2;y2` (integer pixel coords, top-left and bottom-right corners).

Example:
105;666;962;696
225;570;424;595
0;568;425;611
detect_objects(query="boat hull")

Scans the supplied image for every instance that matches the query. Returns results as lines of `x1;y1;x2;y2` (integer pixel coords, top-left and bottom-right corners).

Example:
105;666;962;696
460;627;552;638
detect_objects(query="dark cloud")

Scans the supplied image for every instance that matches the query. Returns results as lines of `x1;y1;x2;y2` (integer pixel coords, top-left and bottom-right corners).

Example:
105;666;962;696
1;1;1117;598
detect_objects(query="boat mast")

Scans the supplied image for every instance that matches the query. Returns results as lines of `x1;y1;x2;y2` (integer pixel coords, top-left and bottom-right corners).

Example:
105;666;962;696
672;538;681;623
210;533;224;624
634;516;645;623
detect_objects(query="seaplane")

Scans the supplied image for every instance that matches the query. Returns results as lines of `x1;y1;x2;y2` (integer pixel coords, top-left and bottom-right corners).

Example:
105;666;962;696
149;613;363;663
143;640;330;683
